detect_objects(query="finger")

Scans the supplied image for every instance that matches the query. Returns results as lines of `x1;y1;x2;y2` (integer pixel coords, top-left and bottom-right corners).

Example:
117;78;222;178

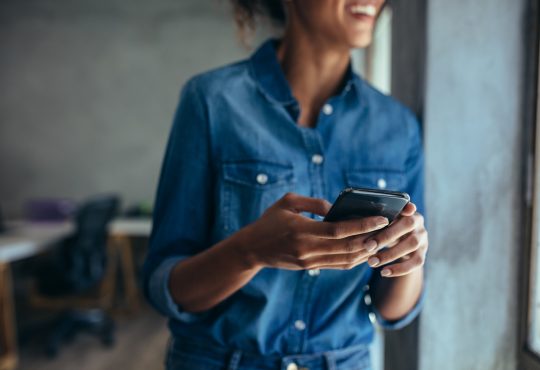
279;193;332;217
367;214;420;249
367;231;426;268
299;251;371;269
387;231;409;247
378;251;425;277
304;216;389;240
299;233;376;258
400;202;416;216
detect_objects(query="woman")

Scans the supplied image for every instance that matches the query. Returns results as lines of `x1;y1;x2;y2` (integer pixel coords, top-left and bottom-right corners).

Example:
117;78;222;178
144;0;428;369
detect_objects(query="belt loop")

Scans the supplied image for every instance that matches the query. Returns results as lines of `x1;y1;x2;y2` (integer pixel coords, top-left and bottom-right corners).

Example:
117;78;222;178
324;352;337;370
228;349;243;370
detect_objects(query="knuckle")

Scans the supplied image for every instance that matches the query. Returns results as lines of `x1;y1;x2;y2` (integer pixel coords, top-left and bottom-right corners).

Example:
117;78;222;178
281;192;296;206
291;243;305;259
405;216;416;228
364;217;380;230
352;253;365;265
328;224;342;238
345;252;355;264
409;234;421;247
298;259;310;269
344;238;356;253
412;253;424;266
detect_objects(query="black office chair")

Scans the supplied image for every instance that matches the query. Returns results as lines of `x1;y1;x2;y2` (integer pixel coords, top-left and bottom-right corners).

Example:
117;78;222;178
29;194;120;357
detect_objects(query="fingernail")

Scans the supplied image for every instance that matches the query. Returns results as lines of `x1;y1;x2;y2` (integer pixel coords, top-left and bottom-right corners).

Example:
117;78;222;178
364;239;378;252
381;268;392;277
368;256;380;267
376;217;389;227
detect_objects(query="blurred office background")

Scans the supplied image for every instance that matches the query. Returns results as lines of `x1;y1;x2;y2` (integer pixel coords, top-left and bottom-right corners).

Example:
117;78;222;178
0;0;538;370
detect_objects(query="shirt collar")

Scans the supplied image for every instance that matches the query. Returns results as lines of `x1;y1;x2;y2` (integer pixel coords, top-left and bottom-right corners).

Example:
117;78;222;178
249;38;361;106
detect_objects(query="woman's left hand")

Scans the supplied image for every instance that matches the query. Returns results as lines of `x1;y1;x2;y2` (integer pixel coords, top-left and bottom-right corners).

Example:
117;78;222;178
365;203;428;278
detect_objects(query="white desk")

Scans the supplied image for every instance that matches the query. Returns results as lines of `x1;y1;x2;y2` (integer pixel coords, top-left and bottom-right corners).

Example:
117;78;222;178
109;218;152;237
0;222;74;263
0;218;152;370
0;221;76;369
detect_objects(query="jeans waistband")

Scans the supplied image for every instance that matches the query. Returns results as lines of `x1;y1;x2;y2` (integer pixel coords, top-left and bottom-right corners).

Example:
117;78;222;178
166;335;371;370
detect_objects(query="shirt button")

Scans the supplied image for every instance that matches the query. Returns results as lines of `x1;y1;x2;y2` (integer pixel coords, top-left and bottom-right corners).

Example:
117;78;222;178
322;103;333;115
311;154;324;165
377;178;387;189
287;363;299;370
256;173;268;185
307;269;320;277
294;320;306;331
364;293;372;305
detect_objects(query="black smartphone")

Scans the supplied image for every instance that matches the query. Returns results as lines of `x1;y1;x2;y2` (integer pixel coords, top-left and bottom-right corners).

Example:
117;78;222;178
324;187;410;223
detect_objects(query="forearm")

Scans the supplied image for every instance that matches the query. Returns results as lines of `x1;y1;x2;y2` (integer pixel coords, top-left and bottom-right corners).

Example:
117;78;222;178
371;267;424;321
168;230;260;313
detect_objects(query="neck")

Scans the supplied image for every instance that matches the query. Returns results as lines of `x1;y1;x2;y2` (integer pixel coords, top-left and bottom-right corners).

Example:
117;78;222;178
276;28;351;127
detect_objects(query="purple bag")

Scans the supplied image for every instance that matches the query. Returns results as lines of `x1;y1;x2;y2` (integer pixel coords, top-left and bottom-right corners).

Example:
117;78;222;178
25;198;77;222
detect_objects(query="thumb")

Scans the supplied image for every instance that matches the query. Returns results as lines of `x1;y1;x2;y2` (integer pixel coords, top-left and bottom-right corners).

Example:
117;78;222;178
279;193;332;217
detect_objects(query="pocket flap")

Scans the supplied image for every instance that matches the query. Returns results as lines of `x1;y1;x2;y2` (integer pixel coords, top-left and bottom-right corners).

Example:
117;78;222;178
222;161;295;188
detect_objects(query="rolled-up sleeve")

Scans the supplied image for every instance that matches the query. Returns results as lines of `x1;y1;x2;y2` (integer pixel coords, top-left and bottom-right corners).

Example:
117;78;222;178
142;77;214;321
367;282;426;330
368;110;427;330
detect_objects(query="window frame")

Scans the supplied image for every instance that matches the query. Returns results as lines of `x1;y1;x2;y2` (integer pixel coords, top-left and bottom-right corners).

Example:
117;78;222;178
519;0;540;369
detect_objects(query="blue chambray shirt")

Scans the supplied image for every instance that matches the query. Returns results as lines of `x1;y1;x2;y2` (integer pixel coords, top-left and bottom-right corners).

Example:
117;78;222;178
143;38;425;357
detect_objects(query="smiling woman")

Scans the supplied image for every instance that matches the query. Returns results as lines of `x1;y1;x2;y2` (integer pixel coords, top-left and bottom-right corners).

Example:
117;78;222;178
143;1;427;369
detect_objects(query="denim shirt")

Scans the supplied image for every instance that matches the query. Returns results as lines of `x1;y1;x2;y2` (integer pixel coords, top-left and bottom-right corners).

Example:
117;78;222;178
143;39;425;359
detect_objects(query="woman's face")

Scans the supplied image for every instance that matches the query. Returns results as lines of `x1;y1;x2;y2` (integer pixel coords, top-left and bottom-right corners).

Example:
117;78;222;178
286;0;386;49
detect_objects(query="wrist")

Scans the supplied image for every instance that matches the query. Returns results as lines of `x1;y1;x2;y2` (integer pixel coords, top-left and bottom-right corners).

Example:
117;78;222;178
225;225;264;272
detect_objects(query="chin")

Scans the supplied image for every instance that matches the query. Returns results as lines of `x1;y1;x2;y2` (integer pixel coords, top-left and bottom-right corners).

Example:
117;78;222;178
348;34;373;49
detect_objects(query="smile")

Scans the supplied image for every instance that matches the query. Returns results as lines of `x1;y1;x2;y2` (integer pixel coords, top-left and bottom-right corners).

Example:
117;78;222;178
347;4;377;17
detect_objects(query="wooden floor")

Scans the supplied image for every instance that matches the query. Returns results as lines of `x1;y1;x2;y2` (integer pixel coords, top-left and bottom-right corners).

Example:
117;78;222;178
17;304;169;370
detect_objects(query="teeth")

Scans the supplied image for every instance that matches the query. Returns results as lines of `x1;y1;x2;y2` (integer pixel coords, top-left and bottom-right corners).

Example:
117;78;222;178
350;4;377;17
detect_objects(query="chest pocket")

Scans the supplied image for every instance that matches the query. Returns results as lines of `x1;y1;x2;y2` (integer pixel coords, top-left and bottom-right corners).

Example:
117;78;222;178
220;160;296;233
345;169;407;192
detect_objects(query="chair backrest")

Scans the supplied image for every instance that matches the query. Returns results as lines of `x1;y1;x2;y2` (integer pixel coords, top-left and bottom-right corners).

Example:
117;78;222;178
65;194;120;292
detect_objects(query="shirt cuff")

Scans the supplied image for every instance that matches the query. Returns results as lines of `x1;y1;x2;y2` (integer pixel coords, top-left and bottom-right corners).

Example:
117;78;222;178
148;256;210;323
366;280;426;331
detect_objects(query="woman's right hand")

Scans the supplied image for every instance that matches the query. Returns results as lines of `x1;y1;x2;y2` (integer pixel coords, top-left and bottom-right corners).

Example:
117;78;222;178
237;192;390;271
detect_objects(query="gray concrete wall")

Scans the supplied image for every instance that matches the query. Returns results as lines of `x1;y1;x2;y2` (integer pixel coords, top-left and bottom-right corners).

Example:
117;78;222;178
0;0;248;216
420;0;525;368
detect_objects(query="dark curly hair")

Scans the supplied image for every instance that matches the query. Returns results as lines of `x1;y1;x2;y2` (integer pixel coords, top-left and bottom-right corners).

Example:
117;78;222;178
230;0;287;36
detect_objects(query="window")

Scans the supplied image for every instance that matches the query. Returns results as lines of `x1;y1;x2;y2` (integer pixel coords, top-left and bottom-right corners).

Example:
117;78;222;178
520;1;540;368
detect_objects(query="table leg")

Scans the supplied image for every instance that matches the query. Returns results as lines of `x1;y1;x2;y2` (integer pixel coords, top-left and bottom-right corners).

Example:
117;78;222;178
0;263;18;370
110;235;140;313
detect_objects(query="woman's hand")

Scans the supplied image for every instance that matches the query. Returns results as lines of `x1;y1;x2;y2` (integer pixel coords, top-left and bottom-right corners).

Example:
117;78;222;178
238;193;390;271
364;202;428;278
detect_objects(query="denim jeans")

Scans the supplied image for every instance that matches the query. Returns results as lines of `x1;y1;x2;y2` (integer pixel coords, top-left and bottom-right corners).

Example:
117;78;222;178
165;336;372;370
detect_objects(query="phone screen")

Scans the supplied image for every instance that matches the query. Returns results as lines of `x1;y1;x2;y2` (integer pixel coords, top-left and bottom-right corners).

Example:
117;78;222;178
324;188;410;223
